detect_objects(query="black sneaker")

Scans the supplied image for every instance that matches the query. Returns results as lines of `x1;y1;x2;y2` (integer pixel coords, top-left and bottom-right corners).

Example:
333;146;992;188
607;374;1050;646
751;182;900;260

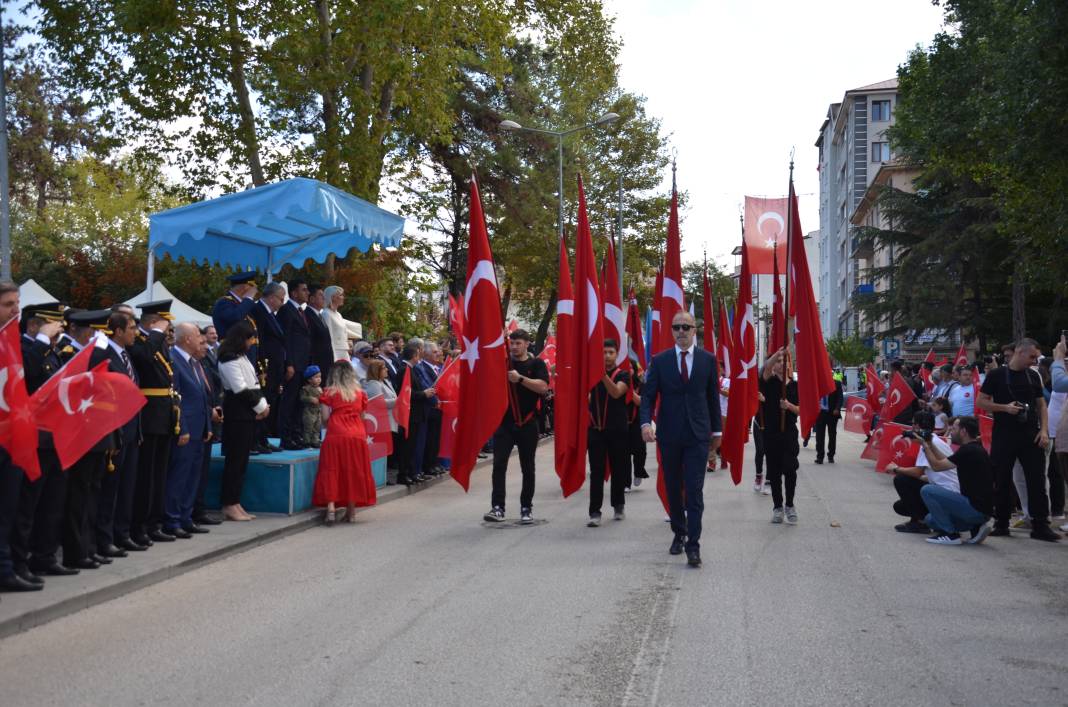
895;521;929;534
519;508;533;525
1030;525;1061;542
483;507;505;522
989;526;1011;537
828;456;835;464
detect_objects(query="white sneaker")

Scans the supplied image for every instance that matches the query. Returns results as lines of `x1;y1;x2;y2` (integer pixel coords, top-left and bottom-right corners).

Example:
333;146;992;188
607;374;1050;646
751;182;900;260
926;534;963;545
634;477;643;487
753;474;763;493
771;507;784;524
761;484;771;496
1060;522;1068;532
785;506;798;524
587;514;601;528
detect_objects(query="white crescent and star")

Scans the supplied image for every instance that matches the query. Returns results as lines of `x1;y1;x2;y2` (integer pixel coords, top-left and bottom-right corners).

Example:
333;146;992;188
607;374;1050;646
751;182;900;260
757;211;785;240
0;366;9;412
58;373;95;415
464;260;498;318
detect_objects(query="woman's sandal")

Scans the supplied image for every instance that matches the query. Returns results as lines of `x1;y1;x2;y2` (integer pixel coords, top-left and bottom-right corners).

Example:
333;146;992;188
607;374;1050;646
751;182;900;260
324;509;335;526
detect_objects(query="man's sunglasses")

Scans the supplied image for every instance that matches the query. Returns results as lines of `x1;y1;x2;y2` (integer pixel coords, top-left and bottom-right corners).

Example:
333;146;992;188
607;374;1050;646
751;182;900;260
672;324;694;332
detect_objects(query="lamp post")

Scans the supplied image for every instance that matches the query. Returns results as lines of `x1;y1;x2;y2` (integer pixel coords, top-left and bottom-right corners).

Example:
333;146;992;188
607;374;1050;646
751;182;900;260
0;14;11;281
499;112;620;245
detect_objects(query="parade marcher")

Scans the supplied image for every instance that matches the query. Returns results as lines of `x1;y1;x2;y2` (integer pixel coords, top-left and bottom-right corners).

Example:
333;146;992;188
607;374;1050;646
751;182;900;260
126;301;180;546
639;311;722;568
752;418;769;494
979;338;1059;541
217;321;269;522
164;323;214;538
917;416;995;545
483;329;549;524
627;365;649;488
313;362;377;525
250;282;286;452
305;284;335;377
813;369;843;464
760;347;801;524
277;278;311;450
586;339;631;526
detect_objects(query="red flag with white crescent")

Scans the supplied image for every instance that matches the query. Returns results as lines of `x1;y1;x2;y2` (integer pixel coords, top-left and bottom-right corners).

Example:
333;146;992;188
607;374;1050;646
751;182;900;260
600;238;629;371
953;342;969;368
393;366;411;434
876;422;920;473
0;318;42;479
656;186;684;353
448;293;465;341
554;236;577;488
720;242;757;485
717;299;732;379
879;372;917;422
625;288;646;370
450;175;508;491
743;195;789;275
843;395;874;435
363;394;393;459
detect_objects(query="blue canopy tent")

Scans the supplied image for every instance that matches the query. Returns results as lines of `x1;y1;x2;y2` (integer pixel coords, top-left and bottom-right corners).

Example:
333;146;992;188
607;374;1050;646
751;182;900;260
146;177;406;288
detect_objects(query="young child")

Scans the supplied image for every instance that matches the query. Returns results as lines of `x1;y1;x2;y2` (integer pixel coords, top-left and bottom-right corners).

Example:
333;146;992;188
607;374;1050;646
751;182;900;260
301;366;323;448
931;397;951;434
313;362;377;525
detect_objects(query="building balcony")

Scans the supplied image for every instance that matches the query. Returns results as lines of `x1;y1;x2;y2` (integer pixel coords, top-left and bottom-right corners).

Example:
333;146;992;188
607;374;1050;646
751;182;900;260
850;234;873;260
852;283;874;297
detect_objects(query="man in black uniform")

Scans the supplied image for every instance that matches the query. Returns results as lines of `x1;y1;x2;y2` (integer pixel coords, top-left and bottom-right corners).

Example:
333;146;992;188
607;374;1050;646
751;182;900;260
814;369;844;464
627;365;649;488
483;330;549;525
277;279;311;449
761;347;802;525
250;282;287;452
587;339;631;526
9;303;68;588
127;300;180;545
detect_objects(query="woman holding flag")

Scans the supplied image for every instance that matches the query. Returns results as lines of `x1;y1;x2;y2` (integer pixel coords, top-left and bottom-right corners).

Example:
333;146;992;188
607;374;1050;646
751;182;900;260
761;347;801;524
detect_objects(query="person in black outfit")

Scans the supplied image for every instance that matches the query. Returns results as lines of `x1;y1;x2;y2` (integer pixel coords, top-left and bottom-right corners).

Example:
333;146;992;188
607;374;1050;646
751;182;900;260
396;343;436;485
587;339;631;526
217;321;269;521
627;367;649;488
306;285;335;377
978;338;1058;541
483;330;549;524
191;325;224;527
814;374;844;464
126;302;179;546
917;416;996;545
277;279;312;449
250;282;287;453
761;347;801;524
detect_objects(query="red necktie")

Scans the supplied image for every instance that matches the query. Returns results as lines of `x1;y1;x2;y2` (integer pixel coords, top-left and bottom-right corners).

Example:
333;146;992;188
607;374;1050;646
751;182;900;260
680;350;689;384
193;358;211;393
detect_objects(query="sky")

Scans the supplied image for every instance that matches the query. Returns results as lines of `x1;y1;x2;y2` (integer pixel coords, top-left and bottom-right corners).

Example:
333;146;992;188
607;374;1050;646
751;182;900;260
603;0;946;269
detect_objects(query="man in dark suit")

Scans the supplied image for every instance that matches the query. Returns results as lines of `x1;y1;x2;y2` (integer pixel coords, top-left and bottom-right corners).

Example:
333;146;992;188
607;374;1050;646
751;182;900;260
306;285;334;377
250;282;287;452
814;371;845;464
639;311;723;568
277;279;311;449
191;325;224;527
165;323;214;538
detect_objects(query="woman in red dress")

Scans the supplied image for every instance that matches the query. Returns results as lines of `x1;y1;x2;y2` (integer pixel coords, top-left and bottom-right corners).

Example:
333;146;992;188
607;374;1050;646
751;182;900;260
313;362;377;524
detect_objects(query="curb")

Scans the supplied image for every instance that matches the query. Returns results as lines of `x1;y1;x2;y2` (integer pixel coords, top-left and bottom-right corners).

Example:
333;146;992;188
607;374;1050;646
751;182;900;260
0;439;535;640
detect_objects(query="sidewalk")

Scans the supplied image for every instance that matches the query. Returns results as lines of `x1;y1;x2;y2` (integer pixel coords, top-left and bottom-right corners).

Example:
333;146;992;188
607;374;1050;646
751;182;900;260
0;445;509;639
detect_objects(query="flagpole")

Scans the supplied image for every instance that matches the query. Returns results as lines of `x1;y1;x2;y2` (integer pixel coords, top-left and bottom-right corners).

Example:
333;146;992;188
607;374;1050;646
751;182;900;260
781;154;796;432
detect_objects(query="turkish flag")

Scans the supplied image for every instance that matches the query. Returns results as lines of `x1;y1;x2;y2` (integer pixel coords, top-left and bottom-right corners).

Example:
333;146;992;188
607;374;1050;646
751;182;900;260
656;186;684;353
394;365;412;435
35;359;146;470
843;395;874;435
721;241;757;485
626;288;646;370
537;335;557;371
553;235;577;489
507;319;519;333
439;399;459;460
787;179;835;439
600;238;629;371
865;364;885;403
557;175;604;498
450;176;508;490
770;251;786;353
717;299;733;379
448;293;464;341
0;319;41;479
953;342;969;368
978;414;993;452
860;422;886;461
879;372;917;422
650;265;664;356
363;394;393;459
920;348;936;394
743;195;789;275
701;267;715;352
876;422;919;473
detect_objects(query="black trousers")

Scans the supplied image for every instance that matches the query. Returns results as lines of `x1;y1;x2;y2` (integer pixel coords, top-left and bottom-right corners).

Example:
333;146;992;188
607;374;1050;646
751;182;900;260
423;409;442;473
112;442;139;542
1048;446;1064;517
12;448;66;574
133;433;171;538
588;427;630;514
764;431;799;509
259;372;283;444
28;448;67;570
397;417;424;483
0;457;21;576
893;474;928;521
222;419;255;506
64;452;105;565
491;420;539;511
814;410;838;460
752;420;766;476
193;437;214;519
628;419;649;479
991;429;1049;527
279;372;303;445
658;428;708;552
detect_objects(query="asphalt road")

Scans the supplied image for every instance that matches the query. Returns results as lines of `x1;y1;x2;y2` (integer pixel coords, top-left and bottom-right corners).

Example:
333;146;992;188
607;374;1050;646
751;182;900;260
2;432;1066;706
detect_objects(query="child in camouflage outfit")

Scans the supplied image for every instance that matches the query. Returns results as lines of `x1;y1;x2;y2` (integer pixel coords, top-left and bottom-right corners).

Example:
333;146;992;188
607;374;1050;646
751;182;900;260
301;366;323;448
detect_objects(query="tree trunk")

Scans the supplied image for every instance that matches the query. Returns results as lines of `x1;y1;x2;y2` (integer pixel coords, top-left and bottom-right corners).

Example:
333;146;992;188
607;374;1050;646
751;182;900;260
534;289;557;351
315;0;341;185
500;281;512;324
1012;260;1026;342
225;0;265;187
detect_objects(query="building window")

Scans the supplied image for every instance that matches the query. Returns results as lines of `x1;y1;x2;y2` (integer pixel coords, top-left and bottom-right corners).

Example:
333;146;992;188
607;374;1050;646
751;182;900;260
872;141;890;163
872;100;891;121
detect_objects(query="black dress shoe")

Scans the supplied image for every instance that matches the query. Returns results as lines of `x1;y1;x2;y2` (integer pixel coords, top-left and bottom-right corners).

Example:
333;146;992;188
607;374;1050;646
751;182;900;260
118;537;149;552
99;544;128;558
0;573;44;592
32;562;79;576
989;526;1011;537
265;443;282;453
250;447;264;456
148;529;177;542
66;558;101;570
183;524;210;534
828;456;835;463
669;537;685;555
15;568;44;586
193;515;223;526
169;527;193;539
814;458;823;465
131;534;154;547
686;549;702;568
91;553;113;565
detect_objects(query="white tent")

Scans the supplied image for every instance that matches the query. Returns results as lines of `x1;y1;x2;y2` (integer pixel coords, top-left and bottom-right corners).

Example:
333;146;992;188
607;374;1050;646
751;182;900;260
18;279;60;308
124;281;213;327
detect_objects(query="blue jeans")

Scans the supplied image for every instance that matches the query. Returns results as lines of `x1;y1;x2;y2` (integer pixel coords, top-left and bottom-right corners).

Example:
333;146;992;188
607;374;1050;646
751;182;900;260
921;484;988;534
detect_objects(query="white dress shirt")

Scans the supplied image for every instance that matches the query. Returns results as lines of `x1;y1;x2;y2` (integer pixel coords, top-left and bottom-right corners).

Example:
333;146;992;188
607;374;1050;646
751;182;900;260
219;356;268;414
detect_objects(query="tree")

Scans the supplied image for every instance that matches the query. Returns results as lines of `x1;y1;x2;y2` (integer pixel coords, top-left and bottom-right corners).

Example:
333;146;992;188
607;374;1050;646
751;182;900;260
825;334;876;367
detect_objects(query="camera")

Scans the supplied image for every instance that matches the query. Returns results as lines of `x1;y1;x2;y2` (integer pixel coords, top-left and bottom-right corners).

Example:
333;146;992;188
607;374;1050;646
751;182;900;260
902;429;932;442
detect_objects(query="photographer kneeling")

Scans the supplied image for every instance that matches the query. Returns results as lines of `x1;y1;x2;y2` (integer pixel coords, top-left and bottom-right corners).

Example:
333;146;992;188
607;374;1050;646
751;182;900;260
917;416;996;546
886;411;958;534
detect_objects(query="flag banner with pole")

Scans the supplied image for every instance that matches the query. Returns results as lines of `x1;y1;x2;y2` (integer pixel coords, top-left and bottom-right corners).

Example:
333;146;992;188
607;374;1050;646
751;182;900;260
0;318;42;479
553;235;577;489
701;264;715;352
721;241;757;485
743;196;789;275
626;288;646;371
655;170;684;353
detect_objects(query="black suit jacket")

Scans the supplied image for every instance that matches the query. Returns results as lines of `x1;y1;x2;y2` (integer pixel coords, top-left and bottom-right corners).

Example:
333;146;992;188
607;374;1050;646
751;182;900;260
306;308;333;375
250;301;286;383
277;300;311;372
827;379;844;414
127;329;176;436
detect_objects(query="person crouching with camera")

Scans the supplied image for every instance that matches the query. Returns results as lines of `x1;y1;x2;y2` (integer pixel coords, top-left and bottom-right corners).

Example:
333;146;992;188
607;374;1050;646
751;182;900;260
886;411;959;534
977;338;1059;542
914;416;996;545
